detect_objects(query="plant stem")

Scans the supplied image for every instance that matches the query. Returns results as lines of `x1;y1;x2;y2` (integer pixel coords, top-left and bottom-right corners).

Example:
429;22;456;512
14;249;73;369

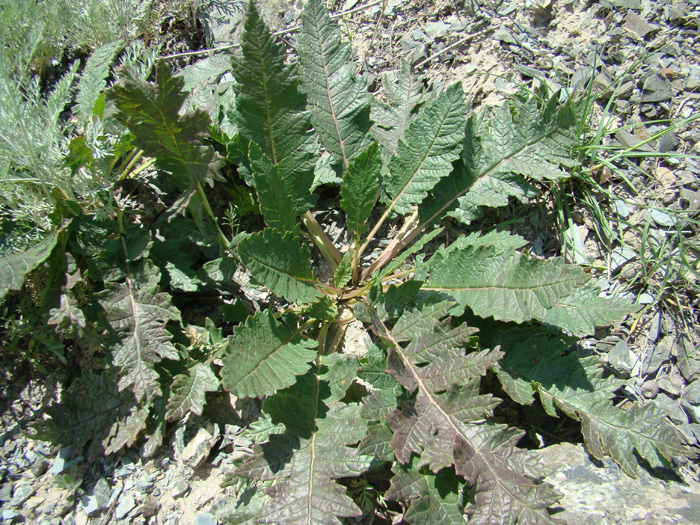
303;211;342;271
195;182;230;254
361;208;418;281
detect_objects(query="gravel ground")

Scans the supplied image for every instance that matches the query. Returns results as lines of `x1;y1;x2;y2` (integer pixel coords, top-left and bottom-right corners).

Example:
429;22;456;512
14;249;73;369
2;0;700;523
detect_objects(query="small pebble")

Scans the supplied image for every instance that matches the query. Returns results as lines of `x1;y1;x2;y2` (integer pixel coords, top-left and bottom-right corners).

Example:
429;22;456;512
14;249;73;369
9;483;35;508
641;380;659;399
172;480;190;498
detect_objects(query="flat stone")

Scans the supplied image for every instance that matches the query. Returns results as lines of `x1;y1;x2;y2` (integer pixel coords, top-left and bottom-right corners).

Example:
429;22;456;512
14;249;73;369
1;509;21;522
29;458;50;478
612;0;642;8
80;494;100;517
658;131;680;152
425;21;450;40
641;74;674;102
172;480;189;499
643;335;674;376
608;340;638;377
92;478;111;510
623;12;657;39
115;493;136;520
683;381;700;406
195;512;218;525
615;130;656;152
538;443;700;524
0;482;13;502
494;28;519;45
180;426;219;470
676;337;700;382
655;393;689;425
48;448;81;475
686;70;700;91
9;484;34;508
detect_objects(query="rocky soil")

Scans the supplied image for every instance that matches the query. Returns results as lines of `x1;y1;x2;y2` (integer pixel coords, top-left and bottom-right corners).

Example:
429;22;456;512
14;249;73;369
2;0;700;523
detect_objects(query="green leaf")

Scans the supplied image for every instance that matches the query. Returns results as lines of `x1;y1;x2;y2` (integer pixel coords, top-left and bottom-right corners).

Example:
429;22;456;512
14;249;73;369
33;371;145;461
340;141;381;238
370;303;562;523
334;251;352;287
371;61;426;155
420;94;578;226
387;465;466;524
100;266;181;402
75;39;123;121
0;232;57;301
107;60;221;190
249;143;298;232
542;283;639;336
237;228;320;304
424;238;589;323
494;327;693;477
298;0;372;169
232;1;317;194
165;363;220;421
237;355;371;524
221;310;318;399
384;83;466;216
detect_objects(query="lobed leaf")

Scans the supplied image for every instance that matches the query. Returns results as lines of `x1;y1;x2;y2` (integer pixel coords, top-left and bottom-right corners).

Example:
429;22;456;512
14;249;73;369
165;363;220;421
33;372;146;461
108;60;222;190
237;228;321;304
100;267;181;403
0;232;57;301
542;283;639;336
221;310;318;399
495;327;693;477
384;83;466;216
419;94;579;227
231;0;317;198
249;144;299;232
386;465;466;524
237;355;371;524
423;237;589;324
340;141;381;238
371;61;426;155
298;0;372;170
75;39;123;121
371;304;562;523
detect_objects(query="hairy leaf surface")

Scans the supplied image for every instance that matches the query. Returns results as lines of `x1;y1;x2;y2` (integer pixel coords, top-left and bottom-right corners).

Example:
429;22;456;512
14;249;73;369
384;83;466;216
386;465;466;524
100;269;181;402
298;0;372;169
221;310;318;399
75;40;123;121
424;240;589;323
237;228;320;304
495;328;692;477
108;60;221;190
340;141;381;237
249;144;299;232
420;94;578;226
371;303;562;523
237;355;371;524
165;364;220;421
232;1;316;197
0;232;57;301
542;283;638;336
33;372;146;461
371;62;426;155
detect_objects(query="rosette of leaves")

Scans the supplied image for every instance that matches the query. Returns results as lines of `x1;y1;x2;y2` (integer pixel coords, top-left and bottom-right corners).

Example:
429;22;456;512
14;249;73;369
23;0;694;522
211;1;691;523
